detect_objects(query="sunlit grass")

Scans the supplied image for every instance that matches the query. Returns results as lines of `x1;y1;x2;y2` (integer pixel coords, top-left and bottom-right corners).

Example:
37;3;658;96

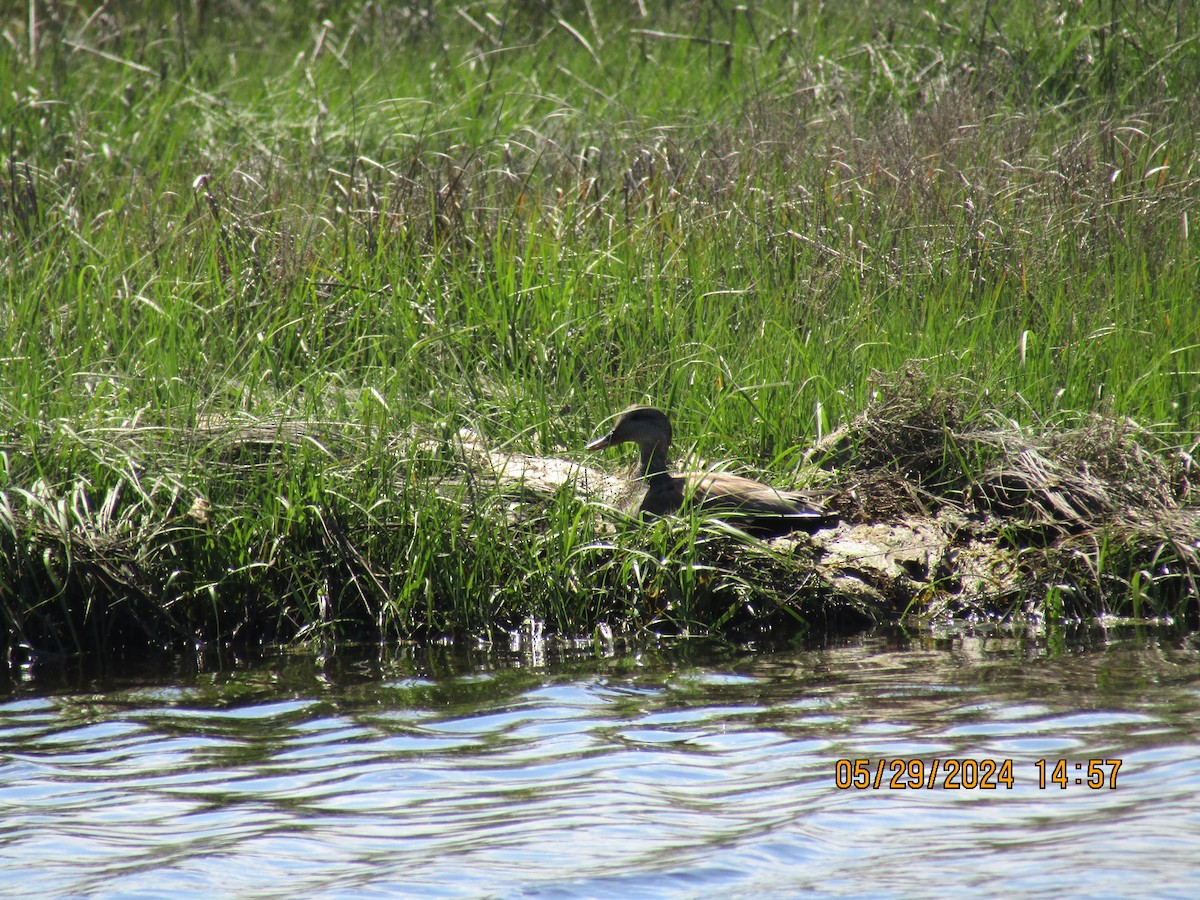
1;0;1197;654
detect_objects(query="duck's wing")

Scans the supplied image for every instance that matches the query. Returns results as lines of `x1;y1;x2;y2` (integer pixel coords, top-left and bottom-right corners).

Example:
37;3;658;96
686;472;806;512
686;471;839;532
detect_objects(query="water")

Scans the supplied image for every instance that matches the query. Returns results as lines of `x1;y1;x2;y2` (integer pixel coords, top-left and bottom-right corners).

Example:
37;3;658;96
3;626;1199;899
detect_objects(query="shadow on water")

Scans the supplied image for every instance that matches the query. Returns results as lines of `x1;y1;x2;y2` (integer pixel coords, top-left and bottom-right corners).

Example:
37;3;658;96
4;617;1196;693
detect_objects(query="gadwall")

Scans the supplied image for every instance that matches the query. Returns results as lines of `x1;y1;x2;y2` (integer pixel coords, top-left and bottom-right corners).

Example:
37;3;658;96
586;405;837;534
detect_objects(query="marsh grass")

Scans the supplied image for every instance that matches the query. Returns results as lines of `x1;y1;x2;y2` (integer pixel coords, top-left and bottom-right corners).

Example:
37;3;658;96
2;1;1198;658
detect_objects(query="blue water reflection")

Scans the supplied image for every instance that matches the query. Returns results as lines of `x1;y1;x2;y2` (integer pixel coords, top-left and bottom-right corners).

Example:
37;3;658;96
2;627;1199;898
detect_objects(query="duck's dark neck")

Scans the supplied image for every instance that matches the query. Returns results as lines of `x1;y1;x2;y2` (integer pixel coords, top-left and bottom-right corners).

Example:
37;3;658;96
637;440;671;481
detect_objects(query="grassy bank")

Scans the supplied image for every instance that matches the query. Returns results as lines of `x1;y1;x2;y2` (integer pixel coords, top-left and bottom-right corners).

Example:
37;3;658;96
2;0;1198;658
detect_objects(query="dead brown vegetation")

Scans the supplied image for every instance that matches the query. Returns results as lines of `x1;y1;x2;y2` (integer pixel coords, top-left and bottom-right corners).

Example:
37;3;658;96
808;369;1199;620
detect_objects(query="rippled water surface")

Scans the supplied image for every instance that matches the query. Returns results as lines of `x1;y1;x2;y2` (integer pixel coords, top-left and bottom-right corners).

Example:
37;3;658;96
3;627;1200;899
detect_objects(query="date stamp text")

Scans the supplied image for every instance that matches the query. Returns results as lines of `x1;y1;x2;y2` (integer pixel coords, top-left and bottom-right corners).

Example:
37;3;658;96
833;758;1123;790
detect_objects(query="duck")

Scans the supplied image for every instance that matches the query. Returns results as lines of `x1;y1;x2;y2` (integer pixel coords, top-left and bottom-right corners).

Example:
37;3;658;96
585;405;837;534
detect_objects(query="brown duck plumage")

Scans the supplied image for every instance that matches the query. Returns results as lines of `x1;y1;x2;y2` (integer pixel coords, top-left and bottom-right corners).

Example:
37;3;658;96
586;405;837;534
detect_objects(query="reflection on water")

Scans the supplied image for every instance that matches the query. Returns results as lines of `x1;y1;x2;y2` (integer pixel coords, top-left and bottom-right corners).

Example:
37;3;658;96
2;626;1200;899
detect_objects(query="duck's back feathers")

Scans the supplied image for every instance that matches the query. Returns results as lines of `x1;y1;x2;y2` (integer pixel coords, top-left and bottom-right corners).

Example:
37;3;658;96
660;470;836;534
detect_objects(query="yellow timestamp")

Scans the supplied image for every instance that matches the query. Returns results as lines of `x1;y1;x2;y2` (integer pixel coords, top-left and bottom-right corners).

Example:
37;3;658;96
833;758;1123;790
1035;758;1122;789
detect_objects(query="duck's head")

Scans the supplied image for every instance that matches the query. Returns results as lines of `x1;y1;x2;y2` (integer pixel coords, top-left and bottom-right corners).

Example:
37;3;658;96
586;405;673;469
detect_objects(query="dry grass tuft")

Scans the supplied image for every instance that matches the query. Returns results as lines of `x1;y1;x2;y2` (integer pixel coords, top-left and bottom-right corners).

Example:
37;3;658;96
810;369;1199;616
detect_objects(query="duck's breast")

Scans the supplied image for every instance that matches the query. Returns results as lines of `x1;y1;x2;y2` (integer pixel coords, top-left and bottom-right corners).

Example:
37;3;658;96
639;475;687;516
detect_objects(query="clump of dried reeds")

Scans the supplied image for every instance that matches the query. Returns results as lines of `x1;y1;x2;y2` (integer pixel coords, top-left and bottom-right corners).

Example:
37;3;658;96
818;369;1198;615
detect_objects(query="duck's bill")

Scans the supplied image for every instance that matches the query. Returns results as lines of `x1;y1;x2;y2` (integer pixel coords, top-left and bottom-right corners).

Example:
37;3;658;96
585;432;615;451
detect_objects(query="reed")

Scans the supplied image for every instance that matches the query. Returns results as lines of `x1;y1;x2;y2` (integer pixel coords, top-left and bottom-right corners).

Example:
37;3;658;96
2;1;1197;656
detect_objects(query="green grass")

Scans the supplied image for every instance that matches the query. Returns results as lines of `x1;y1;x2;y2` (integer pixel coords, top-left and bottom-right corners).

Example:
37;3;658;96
2;0;1198;655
